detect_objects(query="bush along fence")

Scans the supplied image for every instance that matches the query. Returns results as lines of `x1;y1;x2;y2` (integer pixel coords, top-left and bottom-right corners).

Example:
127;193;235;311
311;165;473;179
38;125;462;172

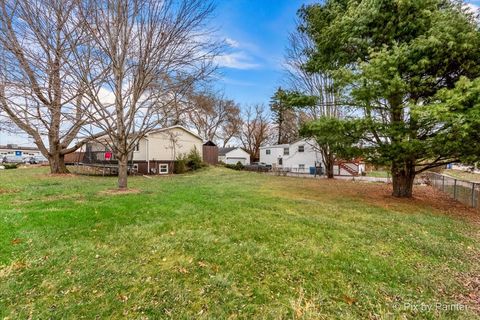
426;172;479;208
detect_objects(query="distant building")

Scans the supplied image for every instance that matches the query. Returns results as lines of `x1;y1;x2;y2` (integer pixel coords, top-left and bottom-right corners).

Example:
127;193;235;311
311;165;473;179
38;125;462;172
260;139;365;176
218;147;251;165
260;139;322;172
0;144;43;162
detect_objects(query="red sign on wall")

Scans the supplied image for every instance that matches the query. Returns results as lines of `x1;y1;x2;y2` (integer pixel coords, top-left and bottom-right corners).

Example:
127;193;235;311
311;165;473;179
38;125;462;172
105;152;112;161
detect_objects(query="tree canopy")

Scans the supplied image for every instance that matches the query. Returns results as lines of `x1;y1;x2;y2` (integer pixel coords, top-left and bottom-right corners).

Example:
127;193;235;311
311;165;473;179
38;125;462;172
299;0;480;197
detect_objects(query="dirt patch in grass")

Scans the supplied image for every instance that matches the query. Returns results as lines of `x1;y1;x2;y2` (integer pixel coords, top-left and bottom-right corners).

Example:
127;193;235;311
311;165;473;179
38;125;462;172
262;177;480;224
0;188;19;194
44;173;78;178
99;188;141;195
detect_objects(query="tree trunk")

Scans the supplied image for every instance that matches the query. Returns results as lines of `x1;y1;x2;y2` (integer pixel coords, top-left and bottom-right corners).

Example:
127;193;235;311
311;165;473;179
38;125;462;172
118;153;128;189
49;152;69;174
322;150;335;179
391;161;416;198
326;160;334;179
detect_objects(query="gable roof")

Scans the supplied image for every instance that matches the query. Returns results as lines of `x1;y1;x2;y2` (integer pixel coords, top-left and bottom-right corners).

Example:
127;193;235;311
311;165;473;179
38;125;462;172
203;140;217;146
218;147;249;156
218;147;237;156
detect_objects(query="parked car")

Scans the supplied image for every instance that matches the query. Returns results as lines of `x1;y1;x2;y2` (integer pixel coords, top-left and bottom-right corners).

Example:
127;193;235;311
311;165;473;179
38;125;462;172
251;162;271;167
244;162;271;172
23;156;39;164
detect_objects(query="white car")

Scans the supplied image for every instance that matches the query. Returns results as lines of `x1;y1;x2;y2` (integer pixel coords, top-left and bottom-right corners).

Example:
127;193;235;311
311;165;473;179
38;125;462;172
2;155;23;163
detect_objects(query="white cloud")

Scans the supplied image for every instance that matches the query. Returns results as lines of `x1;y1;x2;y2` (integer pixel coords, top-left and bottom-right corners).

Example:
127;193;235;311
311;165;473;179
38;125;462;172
225;37;240;48
215;52;260;70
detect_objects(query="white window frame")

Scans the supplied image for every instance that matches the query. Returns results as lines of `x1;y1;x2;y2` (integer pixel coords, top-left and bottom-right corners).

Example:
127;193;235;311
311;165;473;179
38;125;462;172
134;142;140;152
266;149;271;155
298;164;305;170
283;147;289;156
298;145;304;152
159;163;168;174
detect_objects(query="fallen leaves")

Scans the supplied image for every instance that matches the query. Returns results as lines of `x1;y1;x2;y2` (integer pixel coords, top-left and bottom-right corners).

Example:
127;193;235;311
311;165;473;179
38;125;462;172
341;294;357;306
117;294;129;303
11;238;22;245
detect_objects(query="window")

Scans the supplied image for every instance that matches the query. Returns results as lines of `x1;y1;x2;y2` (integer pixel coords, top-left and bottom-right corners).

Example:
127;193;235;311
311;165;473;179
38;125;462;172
283;147;289;156
134;142;140;152
159;164;168;174
299;164;305;170
278;158;283;165
298;145;304;153
266;149;271;155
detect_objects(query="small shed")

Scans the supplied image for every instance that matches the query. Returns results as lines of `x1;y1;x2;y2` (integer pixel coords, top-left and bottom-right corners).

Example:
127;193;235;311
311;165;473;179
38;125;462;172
202;141;218;165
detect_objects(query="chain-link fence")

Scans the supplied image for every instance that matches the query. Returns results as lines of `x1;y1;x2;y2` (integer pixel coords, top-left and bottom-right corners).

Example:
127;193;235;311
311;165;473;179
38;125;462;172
426;172;479;208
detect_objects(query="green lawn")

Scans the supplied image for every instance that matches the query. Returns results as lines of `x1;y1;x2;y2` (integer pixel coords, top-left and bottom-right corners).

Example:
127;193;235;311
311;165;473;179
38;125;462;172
366;170;390;178
0;167;479;319
442;169;480;183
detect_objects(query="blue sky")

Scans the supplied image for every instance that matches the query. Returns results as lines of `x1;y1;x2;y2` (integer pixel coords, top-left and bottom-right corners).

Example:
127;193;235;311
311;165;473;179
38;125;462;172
215;0;480;106
214;0;314;106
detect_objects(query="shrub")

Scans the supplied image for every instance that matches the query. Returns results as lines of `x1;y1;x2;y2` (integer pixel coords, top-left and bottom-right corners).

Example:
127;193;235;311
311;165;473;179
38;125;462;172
174;147;205;174
4;163;18;169
186;147;205;171
174;154;188;174
224;161;244;171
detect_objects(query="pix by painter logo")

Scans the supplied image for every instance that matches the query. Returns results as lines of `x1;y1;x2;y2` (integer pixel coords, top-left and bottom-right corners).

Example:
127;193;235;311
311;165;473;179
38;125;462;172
393;302;467;312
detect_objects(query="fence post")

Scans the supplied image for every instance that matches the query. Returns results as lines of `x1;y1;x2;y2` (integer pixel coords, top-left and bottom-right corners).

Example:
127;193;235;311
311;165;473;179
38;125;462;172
442;175;445;191
454;179;457;200
473;183;477;208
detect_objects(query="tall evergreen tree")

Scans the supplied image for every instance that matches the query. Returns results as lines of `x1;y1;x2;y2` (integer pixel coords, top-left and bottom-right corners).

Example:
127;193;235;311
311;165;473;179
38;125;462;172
301;0;480;197
270;88;299;144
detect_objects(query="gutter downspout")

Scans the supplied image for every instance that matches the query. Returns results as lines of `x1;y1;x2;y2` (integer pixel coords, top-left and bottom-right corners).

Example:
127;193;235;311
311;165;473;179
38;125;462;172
146;137;150;174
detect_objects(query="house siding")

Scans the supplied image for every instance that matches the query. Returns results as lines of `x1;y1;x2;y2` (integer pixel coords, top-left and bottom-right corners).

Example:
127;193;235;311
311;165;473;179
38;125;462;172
146;127;203;161
260;139;323;170
219;148;251;165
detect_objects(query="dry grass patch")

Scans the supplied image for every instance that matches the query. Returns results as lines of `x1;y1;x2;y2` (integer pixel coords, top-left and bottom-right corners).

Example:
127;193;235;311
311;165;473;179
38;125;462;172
99;188;141;195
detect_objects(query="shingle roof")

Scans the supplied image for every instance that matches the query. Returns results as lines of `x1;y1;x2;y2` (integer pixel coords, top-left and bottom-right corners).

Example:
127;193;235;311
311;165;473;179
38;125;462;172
218;147;238;156
0;145;39;151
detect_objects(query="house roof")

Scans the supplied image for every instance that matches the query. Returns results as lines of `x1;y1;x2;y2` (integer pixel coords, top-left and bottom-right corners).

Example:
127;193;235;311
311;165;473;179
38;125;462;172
88;125;204;144
218;147;237;156
218;147;248;156
203;140;217;146
0;144;39;151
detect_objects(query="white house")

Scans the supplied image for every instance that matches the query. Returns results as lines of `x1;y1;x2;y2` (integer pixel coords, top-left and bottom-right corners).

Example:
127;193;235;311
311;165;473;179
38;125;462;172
260;138;365;176
218;147;251;165
260;139;323;173
77;125;204;174
0;144;44;162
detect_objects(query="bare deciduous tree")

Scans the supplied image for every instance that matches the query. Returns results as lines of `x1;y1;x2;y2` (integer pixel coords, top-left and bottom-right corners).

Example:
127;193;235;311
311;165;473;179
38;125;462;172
282;23;343;177
187;90;241;146
240;104;271;162
0;0;102;173
79;0;221;189
284;24;340;120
